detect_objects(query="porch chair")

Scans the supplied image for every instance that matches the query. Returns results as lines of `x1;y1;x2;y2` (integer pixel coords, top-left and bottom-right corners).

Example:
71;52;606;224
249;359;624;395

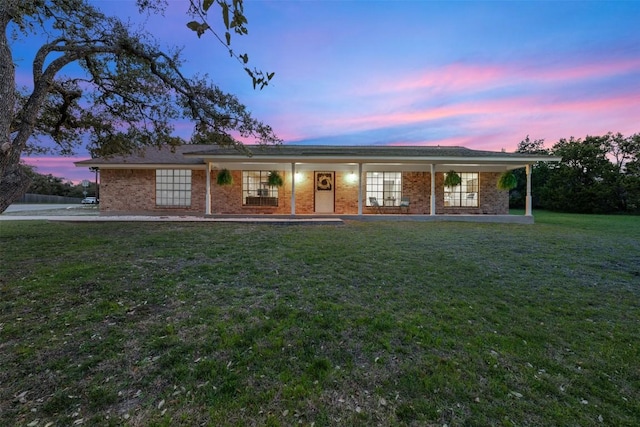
399;196;410;213
369;197;382;213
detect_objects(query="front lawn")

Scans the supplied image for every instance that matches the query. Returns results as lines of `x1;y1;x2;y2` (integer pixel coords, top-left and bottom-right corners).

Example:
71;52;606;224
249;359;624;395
1;212;638;426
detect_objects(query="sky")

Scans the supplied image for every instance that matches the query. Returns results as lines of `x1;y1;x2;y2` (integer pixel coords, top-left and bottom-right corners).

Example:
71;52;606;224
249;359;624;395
14;0;640;183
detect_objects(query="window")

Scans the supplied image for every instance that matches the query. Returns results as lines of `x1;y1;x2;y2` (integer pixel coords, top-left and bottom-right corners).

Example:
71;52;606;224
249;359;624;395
366;172;402;206
444;172;479;207
156;169;191;207
243;171;279;206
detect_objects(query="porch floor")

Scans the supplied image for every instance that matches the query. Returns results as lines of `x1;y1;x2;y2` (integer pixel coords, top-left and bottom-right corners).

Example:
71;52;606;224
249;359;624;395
0;211;533;224
204;214;534;224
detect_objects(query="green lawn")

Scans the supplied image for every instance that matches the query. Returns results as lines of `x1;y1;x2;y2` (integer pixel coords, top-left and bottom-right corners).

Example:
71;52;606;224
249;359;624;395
1;212;639;426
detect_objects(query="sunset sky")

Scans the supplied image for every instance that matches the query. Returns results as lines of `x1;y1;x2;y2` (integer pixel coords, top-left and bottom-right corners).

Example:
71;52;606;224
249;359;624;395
15;0;640;183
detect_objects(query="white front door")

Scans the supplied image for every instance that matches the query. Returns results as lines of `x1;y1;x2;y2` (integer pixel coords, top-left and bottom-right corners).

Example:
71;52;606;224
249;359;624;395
314;171;335;213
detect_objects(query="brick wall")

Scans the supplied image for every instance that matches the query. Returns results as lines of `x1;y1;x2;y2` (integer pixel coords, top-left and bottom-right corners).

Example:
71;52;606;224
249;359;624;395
292;171;314;214
100;169;206;214
335;171;359;214
100;169;154;212
403;171;431;214
100;168;508;215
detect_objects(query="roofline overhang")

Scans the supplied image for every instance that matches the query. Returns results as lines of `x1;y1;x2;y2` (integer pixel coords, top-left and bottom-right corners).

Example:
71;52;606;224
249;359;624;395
75;157;561;170
73;162;207;170
183;153;561;165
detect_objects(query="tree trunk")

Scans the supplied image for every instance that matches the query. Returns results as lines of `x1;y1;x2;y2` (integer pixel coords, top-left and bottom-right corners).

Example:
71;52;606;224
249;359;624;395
1;5;26;213
0;165;31;212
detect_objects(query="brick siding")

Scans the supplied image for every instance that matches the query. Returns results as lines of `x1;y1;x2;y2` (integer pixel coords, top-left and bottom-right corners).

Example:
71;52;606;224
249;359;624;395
99;169;206;214
100;168;508;215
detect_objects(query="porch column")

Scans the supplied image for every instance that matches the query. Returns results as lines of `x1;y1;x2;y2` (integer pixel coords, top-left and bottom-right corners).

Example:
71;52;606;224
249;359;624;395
358;163;363;215
430;164;436;216
290;162;296;215
525;164;533;216
205;162;212;215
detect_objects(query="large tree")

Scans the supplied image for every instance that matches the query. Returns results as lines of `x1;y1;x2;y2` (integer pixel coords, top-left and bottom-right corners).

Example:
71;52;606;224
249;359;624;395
0;0;278;212
540;133;640;214
508;133;640;213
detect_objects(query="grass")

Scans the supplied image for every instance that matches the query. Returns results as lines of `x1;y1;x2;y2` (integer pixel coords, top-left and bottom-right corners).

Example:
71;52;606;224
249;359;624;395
1;211;639;426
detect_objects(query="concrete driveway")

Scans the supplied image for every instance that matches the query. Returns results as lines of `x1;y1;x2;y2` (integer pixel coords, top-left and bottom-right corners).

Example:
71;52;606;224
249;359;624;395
3;204;82;213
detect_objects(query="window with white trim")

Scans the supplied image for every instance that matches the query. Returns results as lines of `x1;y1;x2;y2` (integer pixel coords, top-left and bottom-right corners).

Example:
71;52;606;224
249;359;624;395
155;169;191;207
243;171;279;206
366;172;402;206
444;172;479;207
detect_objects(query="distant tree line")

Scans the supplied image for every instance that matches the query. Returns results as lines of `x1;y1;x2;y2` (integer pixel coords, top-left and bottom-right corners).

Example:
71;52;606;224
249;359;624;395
510;132;640;214
22;164;97;199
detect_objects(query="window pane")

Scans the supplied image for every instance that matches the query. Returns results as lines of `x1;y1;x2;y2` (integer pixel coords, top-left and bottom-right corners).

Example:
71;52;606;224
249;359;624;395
242;171;279;206
444;172;478;207
366;172;401;206
155;169;192;207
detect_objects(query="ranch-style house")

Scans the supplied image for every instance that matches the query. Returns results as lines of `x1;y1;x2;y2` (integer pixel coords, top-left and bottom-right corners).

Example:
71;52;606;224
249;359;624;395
75;144;559;220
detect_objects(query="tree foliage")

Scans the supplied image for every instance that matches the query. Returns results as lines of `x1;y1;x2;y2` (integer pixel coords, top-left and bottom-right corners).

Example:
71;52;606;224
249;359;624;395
512;133;640;214
184;0;275;90
0;0;279;212
22;163;93;198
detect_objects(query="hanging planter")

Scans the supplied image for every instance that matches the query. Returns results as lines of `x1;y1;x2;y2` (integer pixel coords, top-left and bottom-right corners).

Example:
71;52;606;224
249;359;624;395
497;170;517;191
267;170;284;187
216;168;233;186
444;170;462;188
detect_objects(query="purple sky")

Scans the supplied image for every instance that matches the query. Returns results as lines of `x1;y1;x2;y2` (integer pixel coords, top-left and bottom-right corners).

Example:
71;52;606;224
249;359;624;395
16;0;640;183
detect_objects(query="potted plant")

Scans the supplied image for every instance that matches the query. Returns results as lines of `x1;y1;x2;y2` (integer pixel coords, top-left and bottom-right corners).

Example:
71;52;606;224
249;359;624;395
216;168;233;185
267;170;284;187
497;170;517;191
444;170;462;188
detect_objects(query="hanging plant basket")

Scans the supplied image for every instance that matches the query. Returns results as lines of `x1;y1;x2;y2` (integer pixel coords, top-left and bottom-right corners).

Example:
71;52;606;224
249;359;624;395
497;170;517;191
216;168;233;186
267;170;284;187
444;171;462;188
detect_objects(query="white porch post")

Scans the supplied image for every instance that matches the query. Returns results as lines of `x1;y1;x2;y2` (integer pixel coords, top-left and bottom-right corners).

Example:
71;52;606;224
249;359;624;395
430;164;436;216
525;164;533;216
290;162;296;215
205;162;212;215
358;163;363;215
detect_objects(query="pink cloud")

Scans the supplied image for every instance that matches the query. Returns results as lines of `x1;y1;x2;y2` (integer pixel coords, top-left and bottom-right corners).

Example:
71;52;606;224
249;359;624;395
369;63;510;96
359;56;640;99
297;80;638;153
525;57;640;83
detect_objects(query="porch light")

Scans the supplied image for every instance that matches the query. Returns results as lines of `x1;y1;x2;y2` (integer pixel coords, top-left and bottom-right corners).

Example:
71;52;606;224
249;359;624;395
346;172;357;183
295;172;303;182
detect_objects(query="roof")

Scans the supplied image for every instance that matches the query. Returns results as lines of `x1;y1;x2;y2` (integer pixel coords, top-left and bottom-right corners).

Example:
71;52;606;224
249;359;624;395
75;143;560;170
75;145;208;167
187;144;526;157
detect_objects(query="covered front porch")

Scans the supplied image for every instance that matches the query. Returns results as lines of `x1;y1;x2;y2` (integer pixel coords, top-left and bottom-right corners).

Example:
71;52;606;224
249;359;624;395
196;152;538;218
